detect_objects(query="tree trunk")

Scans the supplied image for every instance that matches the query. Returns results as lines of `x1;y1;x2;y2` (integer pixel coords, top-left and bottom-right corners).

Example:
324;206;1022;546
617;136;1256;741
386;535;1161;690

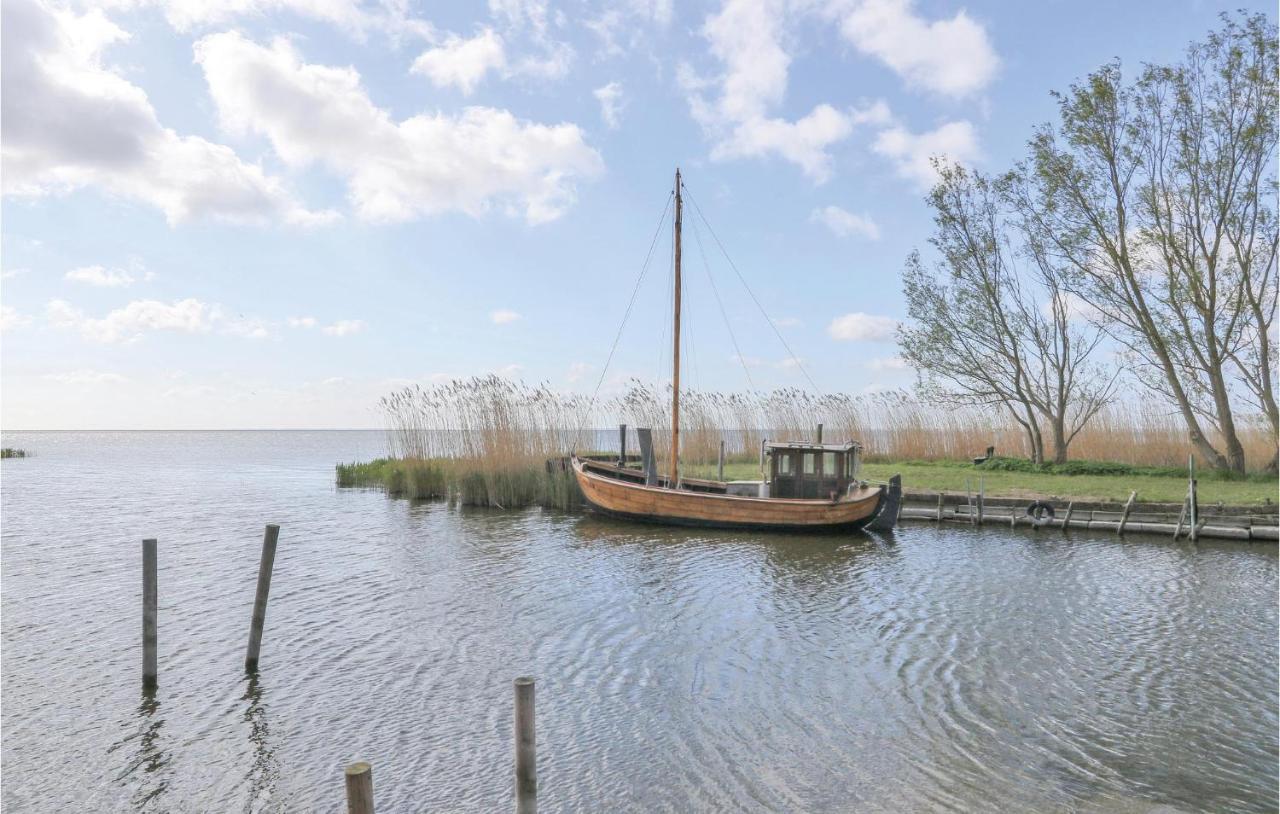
1050;417;1068;464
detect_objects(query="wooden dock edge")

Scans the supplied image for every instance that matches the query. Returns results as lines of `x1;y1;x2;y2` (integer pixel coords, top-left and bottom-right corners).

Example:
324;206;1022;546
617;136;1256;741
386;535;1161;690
896;491;1278;541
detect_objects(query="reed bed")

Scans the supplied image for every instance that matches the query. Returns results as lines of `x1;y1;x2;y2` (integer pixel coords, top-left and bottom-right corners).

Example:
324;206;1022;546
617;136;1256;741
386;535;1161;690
1;448;30;459
346;377;1276;509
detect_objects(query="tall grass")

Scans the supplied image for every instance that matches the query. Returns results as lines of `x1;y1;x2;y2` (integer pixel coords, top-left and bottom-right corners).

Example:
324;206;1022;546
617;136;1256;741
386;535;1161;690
355;376;1275;508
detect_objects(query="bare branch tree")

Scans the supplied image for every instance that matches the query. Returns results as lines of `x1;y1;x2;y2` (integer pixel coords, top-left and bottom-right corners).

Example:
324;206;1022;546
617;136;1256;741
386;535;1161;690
1012;12;1277;473
899;162;1117;463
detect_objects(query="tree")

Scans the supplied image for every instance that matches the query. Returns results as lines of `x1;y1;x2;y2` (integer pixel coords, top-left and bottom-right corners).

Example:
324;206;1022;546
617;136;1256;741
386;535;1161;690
1014;12;1277;473
899;161;1116;464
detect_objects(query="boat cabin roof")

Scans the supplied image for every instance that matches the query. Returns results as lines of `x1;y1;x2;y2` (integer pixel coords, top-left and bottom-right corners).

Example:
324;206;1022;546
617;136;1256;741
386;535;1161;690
763;441;860;454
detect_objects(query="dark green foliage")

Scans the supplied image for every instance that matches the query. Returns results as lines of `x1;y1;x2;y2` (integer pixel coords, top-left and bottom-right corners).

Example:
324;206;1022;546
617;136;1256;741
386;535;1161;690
1;448;30;458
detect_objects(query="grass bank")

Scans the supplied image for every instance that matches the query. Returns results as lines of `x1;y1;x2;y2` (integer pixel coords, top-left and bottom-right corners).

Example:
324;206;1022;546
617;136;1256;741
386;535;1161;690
336;458;583;510
688;456;1278;506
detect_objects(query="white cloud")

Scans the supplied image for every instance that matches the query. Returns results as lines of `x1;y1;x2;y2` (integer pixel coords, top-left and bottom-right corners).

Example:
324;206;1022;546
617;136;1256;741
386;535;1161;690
872;120;980;188
46;297;213;343
867;355;908;371
195;32;603;224
594;82;625;129
827;312;898;341
1;0;330;226
567;361;591;382
1;306;33;331
411;29;506;95
495;363;524;378
221;316;272;339
1;268;33;280
43;369;128;385
287;316;318;328
836;0;998;98
683;0;890;182
102;0;434;41
810;205;880;240
65;264;138;287
322;319;365;336
490;309;522;324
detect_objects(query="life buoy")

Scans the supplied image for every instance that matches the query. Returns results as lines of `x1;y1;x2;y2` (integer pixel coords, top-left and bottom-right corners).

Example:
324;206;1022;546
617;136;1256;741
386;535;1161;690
1026;501;1055;527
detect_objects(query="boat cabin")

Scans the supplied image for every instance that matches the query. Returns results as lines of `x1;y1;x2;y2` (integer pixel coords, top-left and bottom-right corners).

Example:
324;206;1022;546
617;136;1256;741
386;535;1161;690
765;441;861;499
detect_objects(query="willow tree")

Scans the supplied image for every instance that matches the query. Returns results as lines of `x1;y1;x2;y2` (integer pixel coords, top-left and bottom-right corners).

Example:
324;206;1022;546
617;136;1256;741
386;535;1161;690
899;162;1116;464
1014;12;1277;473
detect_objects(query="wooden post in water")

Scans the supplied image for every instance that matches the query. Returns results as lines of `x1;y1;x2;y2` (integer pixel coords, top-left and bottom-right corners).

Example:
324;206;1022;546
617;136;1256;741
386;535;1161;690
344;761;373;814
1173;495;1188;540
977;478;985;525
717;440;725;482
1062;502;1074;532
618;424;627;468
1188;454;1199;542
1117;491;1137;535
142;538;158;690
514;676;537;813
935;493;944;522
245;524;280;673
966;479;975;525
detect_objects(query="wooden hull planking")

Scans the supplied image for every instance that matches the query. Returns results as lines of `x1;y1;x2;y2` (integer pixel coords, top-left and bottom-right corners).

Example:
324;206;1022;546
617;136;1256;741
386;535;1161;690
572;457;884;532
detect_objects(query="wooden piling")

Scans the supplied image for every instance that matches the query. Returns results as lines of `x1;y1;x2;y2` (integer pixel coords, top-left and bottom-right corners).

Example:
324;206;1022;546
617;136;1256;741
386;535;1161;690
1117;491;1137;535
618;424;627;468
344;761;373;814
1062;502;1074;532
935;493;944;522
717;440;725;482
1173;496;1188;540
142;538;157;689
977;478;984;525
1189;455;1199;541
514;676;537;812
245;524;280;673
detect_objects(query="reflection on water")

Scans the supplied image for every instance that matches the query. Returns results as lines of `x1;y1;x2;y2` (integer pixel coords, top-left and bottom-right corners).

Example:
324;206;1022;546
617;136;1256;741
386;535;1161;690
2;431;1276;812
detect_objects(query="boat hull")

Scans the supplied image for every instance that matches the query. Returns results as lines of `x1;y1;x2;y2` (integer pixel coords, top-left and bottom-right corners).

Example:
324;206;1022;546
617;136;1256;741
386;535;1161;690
572;457;884;533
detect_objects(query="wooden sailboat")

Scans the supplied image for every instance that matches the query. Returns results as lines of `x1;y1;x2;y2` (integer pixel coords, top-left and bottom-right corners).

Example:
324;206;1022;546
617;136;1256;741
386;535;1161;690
572;170;899;533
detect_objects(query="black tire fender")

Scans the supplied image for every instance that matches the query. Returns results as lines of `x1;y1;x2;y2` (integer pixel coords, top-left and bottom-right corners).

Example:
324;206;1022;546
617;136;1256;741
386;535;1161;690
1026;501;1055;526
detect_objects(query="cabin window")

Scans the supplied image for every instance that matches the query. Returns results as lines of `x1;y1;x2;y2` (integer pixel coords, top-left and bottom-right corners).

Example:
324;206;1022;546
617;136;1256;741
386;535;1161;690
777;453;793;475
803;453;816;475
823;452;836;477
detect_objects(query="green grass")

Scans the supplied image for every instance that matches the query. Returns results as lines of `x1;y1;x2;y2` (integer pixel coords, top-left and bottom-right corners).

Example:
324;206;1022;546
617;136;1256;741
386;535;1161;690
1;448;30;459
686;456;1279;506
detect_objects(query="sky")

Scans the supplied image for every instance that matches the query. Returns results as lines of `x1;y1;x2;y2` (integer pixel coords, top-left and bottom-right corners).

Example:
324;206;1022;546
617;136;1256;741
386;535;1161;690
1;0;1271;429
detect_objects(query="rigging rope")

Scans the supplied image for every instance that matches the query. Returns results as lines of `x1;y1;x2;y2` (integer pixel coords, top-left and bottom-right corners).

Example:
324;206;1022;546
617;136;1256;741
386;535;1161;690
681;183;822;394
689;213;756;391
579;191;675;441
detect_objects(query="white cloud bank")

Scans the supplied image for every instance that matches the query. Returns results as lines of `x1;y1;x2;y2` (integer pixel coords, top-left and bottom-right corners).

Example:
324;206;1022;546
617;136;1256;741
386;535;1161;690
194;32;603;224
594;82;625;129
490;309;522;324
827;311;898;341
1;0;329;226
873;120;981;188
810;206;880;240
322;319;365;336
46;297;212;343
834;0;999;98
65;264;146;287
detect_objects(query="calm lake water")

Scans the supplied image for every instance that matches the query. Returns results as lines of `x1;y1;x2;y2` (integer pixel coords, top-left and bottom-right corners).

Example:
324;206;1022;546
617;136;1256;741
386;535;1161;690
2;431;1276;813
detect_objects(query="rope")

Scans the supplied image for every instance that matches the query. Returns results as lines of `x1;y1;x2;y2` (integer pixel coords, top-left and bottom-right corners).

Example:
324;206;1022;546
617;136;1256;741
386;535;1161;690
578;191;675;442
681;183;822;393
690;213;755;391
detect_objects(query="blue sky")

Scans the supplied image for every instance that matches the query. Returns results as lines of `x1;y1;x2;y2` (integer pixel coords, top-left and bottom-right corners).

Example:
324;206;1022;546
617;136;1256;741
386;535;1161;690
1;0;1269;429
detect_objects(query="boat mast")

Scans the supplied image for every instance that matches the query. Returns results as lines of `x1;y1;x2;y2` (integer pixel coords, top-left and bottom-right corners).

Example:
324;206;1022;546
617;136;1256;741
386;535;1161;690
670;168;682;487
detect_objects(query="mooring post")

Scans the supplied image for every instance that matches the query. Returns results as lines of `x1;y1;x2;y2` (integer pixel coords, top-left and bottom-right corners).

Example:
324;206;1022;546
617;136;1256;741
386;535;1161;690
1189;454;1199;542
935;492;944;522
965;479;975;525
618;424;627;468
977;478;985;525
142;538;158;690
245;524;280;673
344;761;374;814
1117;491;1137;535
1173;495;1188;540
717;440;725;482
514;676;537;813
1062;502;1074;532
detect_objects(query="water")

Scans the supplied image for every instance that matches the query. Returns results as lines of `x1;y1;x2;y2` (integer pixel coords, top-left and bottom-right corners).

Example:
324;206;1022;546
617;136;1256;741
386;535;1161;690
2;431;1276;813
